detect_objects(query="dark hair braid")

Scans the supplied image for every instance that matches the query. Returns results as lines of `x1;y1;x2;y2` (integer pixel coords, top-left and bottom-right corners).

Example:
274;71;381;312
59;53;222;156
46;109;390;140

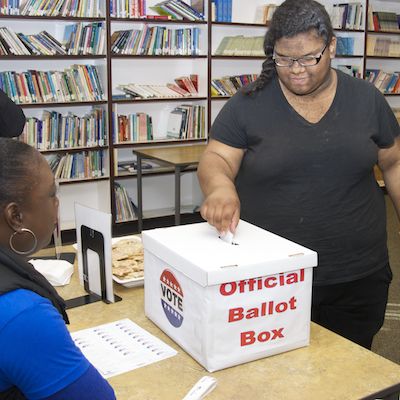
0;138;41;209
243;0;334;95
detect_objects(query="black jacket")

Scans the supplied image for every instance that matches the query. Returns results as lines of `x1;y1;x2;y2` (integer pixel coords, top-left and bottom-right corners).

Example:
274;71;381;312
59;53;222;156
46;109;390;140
0;90;26;138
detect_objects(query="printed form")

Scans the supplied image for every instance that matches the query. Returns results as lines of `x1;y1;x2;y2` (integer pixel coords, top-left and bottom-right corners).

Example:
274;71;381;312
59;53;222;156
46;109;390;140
71;318;177;378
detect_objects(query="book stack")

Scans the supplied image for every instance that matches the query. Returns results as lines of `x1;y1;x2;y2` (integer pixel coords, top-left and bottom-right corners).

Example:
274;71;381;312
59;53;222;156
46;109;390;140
46;150;105;180
113;109;153;143
369;10;400;32
0;65;105;104
114;182;137;223
330;3;364;30
20;0;102;17
64;22;106;55
150;0;205;21
166;104;205;139
0;28;68;56
214;35;264;56
210;0;232;22
367;37;400;57
336;65;361;79
110;0;146;18
253;4;277;25
0;0;21;15
336;36;355;56
365;69;400;94
210;74;258;97
21;108;107;150
117;74;199;99
111;26;200;56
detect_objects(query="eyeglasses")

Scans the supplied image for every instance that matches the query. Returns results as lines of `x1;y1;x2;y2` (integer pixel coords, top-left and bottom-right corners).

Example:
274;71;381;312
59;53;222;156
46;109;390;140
273;43;328;67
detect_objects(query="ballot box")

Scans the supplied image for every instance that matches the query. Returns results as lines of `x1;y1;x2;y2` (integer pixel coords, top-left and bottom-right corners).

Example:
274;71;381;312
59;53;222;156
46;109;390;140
142;220;318;372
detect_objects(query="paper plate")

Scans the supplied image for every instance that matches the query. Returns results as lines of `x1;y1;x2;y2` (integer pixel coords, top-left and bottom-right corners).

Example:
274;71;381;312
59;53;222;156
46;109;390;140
111;235;144;288
73;235;144;288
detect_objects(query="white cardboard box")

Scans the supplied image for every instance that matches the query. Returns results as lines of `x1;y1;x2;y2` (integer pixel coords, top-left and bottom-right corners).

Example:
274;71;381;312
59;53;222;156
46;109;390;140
142;220;318;372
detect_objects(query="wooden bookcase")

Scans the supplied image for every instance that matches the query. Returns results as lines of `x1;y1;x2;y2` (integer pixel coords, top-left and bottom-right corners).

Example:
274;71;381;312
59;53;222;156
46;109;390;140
0;0;398;232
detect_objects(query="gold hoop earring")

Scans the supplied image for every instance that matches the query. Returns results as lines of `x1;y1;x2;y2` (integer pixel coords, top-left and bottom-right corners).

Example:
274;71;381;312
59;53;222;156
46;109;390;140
9;228;38;255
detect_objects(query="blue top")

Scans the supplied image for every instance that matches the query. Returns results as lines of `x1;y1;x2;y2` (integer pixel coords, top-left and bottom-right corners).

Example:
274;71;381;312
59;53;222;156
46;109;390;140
0;289;90;399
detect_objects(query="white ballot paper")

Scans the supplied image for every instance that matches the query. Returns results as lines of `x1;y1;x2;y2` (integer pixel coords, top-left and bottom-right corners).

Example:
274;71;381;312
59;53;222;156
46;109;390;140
71;319;177;378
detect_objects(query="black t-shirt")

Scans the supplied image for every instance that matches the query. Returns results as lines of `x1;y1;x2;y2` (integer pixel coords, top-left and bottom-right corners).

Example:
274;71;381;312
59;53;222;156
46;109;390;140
0;89;25;137
211;70;400;285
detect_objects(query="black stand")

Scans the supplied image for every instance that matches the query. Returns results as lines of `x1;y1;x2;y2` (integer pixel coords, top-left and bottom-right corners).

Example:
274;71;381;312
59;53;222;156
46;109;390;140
68;225;122;309
66;293;122;309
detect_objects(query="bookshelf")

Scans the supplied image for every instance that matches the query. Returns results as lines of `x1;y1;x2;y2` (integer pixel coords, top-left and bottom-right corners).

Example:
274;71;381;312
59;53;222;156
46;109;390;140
0;0;398;231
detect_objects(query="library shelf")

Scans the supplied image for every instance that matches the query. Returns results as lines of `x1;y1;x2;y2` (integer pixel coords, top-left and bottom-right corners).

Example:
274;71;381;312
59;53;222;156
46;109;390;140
109;17;207;24
18;100;108;108
0;15;105;21
113;138;206;148
58;176;109;185
40;145;108;154
112;96;207;104
1;55;106;59
111;55;207;59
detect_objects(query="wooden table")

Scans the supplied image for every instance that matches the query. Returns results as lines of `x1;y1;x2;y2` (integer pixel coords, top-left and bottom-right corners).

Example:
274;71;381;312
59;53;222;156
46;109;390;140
132;144;206;232
54;247;400;400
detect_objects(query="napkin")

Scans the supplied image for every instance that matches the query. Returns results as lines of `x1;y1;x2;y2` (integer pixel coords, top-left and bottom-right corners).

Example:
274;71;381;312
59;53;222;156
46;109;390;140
29;259;74;286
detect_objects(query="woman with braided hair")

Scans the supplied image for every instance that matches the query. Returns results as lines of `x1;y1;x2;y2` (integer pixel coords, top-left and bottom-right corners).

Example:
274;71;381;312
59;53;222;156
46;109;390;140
198;0;400;349
0;139;115;399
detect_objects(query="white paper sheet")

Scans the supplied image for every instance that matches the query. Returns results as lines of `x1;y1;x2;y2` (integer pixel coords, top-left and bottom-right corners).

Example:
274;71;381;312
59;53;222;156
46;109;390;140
71;318;177;378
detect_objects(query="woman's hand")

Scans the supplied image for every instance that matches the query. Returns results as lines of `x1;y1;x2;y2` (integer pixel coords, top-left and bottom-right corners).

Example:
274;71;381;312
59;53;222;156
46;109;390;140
200;186;240;234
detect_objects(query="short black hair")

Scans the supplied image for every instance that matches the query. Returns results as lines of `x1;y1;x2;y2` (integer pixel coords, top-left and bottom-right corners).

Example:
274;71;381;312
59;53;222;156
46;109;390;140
244;0;334;94
0;138;41;208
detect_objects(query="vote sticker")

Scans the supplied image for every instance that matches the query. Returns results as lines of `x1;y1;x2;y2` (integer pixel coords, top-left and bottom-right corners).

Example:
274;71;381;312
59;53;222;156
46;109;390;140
160;269;184;328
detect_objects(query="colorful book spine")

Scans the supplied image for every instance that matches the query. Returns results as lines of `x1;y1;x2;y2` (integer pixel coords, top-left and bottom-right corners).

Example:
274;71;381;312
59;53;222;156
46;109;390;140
0;65;105;104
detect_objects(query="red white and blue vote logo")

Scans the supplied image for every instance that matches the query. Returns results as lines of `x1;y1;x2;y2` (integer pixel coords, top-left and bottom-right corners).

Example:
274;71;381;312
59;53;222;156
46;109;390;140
160;269;184;328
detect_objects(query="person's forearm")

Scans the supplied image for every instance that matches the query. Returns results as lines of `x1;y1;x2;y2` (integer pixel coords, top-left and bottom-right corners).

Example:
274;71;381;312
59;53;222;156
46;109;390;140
197;151;237;196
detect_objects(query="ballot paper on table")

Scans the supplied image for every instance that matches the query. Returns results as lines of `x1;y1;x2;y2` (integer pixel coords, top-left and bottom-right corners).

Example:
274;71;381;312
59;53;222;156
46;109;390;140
70;318;177;378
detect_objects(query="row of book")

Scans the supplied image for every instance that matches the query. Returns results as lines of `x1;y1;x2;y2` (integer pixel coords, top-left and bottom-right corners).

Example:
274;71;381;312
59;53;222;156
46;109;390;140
117;74;199;99
210;74;258;97
367;37;400;58
0;27;65;56
46;150;106;180
368;9;400;32
150;0;204;21
336;37;355;56
215;35;264;57
113;111;153;143
21;108;107;150
166;104;205;140
0;65;104;104
20;0;101;17
366;69;400;94
0;23;105;56
210;0;231;23
0;0;20;15
110;0;146;18
330;3;364;30
64;22;106;55
111;26;200;56
114;182;136;223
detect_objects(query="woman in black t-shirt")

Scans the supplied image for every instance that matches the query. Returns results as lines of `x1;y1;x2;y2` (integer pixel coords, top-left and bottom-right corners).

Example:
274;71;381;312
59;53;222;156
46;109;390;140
198;0;400;349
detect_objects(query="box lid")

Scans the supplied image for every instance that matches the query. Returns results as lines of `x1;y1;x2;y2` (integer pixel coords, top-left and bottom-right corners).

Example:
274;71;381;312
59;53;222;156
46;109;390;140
142;220;317;287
